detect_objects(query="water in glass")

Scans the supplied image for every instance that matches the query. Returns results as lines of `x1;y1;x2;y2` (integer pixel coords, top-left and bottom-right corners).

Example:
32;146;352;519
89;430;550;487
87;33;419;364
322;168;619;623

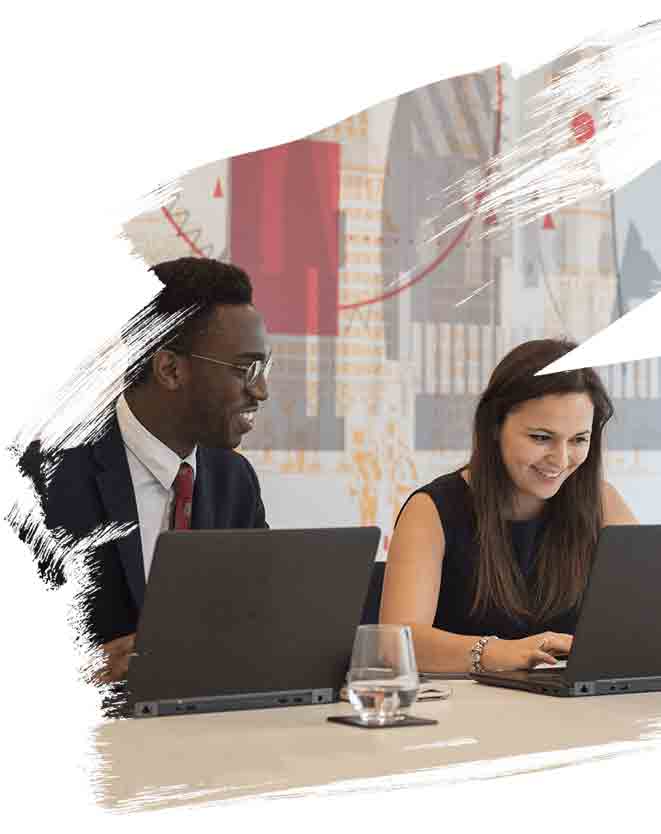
347;625;419;725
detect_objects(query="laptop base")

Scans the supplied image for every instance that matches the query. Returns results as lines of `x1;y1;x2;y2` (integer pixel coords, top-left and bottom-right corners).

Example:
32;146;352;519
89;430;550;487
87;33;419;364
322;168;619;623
472;672;661;697
133;687;336;718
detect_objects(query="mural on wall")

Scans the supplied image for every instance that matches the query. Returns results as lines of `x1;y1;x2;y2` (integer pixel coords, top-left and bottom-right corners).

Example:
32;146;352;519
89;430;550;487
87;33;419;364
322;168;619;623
123;54;661;546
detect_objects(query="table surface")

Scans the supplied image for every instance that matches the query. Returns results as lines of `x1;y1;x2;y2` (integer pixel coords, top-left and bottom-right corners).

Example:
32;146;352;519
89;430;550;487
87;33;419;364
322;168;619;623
92;680;661;812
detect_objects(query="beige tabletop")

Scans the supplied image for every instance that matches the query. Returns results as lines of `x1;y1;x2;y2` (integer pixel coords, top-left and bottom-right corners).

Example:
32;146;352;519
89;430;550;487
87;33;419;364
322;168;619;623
93;680;661;813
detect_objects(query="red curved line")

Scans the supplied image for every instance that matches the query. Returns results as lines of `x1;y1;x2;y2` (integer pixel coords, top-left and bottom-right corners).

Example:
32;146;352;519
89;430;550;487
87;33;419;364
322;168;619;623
339;64;504;311
338;214;476;310
161;205;207;257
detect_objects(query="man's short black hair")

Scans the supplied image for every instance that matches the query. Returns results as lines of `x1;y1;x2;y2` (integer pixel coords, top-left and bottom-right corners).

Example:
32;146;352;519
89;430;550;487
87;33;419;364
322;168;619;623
124;257;253;386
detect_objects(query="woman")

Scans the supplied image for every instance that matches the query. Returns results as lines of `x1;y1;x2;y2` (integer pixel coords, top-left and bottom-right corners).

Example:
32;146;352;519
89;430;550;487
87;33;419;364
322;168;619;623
380;339;637;674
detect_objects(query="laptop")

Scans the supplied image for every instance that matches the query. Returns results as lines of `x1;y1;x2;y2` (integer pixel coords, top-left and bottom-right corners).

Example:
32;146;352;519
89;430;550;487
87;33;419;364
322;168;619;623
473;525;661;697
127;527;380;717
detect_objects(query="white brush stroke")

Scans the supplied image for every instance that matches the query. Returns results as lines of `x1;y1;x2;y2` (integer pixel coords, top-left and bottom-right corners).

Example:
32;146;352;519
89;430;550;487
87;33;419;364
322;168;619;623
4;2;661;832
539;290;661;373
425;22;661;245
240;739;661;801
10;304;201;457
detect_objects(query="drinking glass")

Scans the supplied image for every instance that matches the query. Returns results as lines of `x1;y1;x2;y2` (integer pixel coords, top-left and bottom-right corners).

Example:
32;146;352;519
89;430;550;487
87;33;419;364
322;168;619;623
346;624;419;725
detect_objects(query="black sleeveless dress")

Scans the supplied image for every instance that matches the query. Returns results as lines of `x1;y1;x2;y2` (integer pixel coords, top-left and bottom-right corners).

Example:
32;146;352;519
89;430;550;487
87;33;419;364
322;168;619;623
406;471;578;639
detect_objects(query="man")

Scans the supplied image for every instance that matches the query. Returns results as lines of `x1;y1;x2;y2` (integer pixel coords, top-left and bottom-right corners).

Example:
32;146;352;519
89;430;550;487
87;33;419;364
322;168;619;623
18;257;270;682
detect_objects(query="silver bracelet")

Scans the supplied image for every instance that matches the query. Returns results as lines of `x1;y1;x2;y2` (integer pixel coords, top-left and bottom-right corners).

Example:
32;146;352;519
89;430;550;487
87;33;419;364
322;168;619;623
469;635;499;674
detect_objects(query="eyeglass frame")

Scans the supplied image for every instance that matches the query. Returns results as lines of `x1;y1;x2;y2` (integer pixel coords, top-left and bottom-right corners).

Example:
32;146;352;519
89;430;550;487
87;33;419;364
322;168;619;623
187;351;273;389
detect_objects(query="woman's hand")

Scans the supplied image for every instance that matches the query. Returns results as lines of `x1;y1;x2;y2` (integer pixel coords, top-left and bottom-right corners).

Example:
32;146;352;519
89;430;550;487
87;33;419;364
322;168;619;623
480;631;573;672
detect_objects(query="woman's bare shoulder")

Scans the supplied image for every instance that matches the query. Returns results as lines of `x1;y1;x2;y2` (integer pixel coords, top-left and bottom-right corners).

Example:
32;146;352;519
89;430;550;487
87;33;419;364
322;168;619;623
390;491;445;561
601;481;638;525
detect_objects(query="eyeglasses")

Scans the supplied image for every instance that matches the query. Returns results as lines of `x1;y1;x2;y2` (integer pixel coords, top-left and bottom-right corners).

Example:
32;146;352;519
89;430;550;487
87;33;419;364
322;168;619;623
189;352;273;389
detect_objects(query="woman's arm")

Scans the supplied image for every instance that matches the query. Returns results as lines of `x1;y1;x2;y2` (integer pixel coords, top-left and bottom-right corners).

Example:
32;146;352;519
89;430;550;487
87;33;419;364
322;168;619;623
380;493;480;673
601;481;638;525
380;492;572;673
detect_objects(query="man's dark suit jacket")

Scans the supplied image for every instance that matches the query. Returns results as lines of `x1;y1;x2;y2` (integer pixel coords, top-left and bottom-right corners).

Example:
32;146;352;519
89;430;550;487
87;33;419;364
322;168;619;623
19;416;267;645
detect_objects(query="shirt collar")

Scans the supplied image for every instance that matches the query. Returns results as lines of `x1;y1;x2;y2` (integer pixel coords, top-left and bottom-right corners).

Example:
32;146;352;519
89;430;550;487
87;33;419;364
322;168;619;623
116;393;197;490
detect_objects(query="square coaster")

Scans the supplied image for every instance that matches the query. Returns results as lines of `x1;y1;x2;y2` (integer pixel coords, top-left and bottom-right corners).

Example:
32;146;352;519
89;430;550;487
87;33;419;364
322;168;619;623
327;714;438;729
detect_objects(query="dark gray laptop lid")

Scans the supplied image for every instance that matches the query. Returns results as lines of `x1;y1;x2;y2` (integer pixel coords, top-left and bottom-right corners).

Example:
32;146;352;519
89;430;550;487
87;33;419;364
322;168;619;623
567;525;661;682
128;527;380;702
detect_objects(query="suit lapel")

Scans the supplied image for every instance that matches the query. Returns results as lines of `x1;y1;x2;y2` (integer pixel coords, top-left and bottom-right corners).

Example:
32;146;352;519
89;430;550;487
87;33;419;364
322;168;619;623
191;447;214;529
93;419;146;610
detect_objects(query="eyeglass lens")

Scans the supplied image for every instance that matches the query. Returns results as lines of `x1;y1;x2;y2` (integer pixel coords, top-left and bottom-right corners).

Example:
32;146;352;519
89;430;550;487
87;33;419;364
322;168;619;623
246;356;272;387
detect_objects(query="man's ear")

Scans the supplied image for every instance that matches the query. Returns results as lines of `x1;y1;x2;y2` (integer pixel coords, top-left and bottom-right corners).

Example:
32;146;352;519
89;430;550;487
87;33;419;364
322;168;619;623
151;349;189;391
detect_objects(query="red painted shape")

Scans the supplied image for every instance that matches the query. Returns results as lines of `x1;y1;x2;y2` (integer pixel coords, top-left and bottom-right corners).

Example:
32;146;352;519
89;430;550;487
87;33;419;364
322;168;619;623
230;140;340;335
306;267;319;334
213;176;224;198
543;213;555;230
571;112;596;144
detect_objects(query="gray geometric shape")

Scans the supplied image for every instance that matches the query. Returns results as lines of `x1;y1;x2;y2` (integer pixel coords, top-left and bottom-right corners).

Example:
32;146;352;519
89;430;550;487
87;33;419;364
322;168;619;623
614;221;661;319
607;399;661;449
415;394;475;450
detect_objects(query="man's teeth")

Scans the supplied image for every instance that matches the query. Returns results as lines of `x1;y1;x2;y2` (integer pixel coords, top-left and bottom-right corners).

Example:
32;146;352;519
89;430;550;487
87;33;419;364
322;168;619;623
240;411;256;424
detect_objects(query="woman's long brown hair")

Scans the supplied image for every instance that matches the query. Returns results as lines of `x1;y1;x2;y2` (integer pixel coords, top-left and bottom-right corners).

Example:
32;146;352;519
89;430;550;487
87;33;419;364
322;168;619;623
468;339;613;625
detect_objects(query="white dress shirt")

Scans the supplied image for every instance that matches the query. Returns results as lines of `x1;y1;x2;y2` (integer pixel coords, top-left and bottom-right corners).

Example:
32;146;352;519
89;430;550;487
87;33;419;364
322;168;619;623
116;394;197;580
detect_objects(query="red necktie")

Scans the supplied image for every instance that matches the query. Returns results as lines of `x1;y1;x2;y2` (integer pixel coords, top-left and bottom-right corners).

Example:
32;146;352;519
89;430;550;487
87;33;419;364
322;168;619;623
172;462;194;530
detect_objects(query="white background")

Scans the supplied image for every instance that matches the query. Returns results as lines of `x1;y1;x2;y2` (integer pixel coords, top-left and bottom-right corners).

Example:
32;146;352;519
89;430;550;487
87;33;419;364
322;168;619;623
2;3;660;830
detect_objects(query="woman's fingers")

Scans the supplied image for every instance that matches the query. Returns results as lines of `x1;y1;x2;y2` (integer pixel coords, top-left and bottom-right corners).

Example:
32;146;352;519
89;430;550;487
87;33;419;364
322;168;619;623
480;633;575;672
535;632;573;655
530;650;559;667
523;632;573;668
